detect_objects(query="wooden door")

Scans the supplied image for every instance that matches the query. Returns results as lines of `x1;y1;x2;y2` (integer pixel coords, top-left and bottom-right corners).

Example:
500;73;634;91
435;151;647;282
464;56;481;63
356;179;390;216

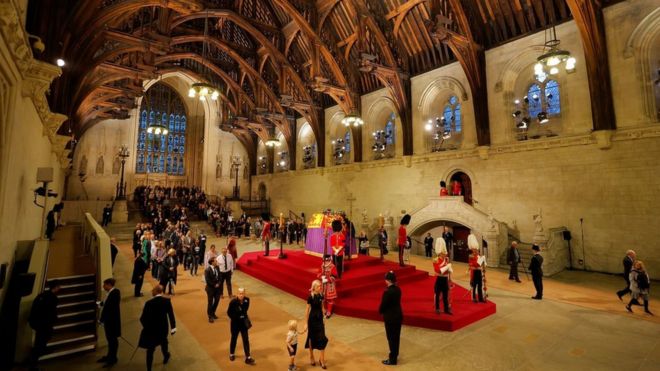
453;226;471;262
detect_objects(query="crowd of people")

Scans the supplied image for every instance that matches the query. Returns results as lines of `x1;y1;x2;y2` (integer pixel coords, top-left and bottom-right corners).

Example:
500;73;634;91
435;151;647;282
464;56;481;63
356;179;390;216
27;186;653;370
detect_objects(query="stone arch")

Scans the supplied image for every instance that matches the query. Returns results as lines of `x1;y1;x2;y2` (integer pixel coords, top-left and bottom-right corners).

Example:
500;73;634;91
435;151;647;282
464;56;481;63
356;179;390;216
325;110;355;166
297;122;317;169
494;46;570;141
256;140;268;175
364;96;401;159
417;76;469;118
624;7;660;122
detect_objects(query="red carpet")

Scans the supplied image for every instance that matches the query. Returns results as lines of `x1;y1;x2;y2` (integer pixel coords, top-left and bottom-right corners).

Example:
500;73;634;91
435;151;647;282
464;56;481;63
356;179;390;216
238;250;496;331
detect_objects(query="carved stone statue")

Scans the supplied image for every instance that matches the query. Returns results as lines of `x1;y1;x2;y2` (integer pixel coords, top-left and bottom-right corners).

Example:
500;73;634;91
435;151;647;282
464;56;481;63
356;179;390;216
533;208;544;234
216;160;222;179
95;155;104;175
361;208;368;225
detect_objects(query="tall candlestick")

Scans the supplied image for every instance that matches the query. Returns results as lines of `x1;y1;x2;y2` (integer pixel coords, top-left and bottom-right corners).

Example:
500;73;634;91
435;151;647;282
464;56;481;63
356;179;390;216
379;213;384;228
279;212;284;226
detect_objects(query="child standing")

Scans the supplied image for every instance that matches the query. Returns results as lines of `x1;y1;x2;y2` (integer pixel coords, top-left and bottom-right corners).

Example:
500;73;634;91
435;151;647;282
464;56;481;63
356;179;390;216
286;319;305;370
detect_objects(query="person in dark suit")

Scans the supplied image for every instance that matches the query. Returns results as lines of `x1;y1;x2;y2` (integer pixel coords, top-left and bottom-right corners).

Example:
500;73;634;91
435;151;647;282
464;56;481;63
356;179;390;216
507;241;522;282
28;280;60;371
205;258;222;323
138;285;177;371
379;271;403;366
132;251;148;297
424;233;434;258
441;227;454;260
616;250;636;301
110;237;119;267
45;209;56;239
529;245;544;300
98;278;121;367
160;249;178;295
227;288;255;365
102;204;112;226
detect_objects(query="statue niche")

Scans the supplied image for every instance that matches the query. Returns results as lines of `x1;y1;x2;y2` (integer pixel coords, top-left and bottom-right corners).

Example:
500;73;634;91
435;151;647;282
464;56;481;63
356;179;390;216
96;155;104;175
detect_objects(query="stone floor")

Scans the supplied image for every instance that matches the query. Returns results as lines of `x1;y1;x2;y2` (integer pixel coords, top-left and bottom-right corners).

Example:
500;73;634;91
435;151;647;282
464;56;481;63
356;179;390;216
31;223;659;371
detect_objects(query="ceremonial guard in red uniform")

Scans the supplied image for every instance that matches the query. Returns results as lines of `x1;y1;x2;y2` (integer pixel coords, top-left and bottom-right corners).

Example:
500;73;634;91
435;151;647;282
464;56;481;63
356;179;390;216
468;234;486;303
261;213;271;256
439;181;449;196
432;238;453;314
397;215;411;267
452;180;462;196
318;255;338;318
330;220;345;278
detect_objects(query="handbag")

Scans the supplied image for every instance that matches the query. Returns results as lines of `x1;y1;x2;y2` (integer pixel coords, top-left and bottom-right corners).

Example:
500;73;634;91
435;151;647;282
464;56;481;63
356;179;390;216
243;316;253;329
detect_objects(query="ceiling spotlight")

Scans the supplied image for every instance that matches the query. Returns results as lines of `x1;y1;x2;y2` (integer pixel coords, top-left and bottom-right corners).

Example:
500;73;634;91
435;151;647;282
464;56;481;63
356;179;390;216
512;110;521;118
538;111;549;124
514;99;520;105
442;130;451;140
56;58;66;67
424;123;433;132
549;67;559;75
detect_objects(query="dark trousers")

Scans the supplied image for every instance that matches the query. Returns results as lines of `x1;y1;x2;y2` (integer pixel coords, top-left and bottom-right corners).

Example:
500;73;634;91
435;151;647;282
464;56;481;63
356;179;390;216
29;329;51;368
434;276;450;312
264;239;270;255
617;277;631;298
471;270;484;302
134;278;144;297
206;286;221;317
509;263;519;280
151;261;159;278
105;333;118;362
230;325;250;357
146;341;169;371
220;272;233;297
190;255;200;275
425;246;433;258
532;273;543;298
384;321;401;364
334;255;344;278
398;245;405;266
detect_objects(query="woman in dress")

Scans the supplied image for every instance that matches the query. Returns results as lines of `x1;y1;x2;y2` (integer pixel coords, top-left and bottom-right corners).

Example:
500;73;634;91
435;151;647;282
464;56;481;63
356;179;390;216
626;260;653;315
304;280;328;369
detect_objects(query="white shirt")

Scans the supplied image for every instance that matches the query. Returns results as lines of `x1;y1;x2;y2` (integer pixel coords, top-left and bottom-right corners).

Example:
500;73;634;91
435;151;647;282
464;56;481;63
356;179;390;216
216;253;234;273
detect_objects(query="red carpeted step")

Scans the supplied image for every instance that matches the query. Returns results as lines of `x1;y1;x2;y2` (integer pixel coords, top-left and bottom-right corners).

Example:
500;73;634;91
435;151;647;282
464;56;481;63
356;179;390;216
238;250;496;331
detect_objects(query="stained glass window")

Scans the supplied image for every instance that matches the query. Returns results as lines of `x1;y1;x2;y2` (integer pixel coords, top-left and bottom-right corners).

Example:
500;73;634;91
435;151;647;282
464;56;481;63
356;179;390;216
545;80;561;116
454;104;462;132
385;115;395;145
443;105;453;132
344;131;350;153
135;83;188;174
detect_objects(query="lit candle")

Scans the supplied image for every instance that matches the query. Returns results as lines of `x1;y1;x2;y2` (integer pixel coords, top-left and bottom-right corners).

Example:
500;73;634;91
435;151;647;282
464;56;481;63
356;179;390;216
379;213;384;228
279;212;284;226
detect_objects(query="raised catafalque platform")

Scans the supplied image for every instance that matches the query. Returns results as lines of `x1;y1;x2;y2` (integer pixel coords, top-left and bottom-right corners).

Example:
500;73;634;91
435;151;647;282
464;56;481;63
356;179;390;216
238;250;496;331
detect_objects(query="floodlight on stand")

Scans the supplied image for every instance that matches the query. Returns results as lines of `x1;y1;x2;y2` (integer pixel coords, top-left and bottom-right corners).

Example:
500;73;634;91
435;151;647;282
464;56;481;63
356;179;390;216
442;130;451;140
512;110;521;118
537;111;549;124
265;134;280;147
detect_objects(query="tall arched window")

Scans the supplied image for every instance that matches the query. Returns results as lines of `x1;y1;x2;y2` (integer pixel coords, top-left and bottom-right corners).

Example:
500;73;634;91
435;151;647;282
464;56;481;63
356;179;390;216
344;131;351;153
426;95;463;152
385;113;395;145
136;83;188;174
513;79;562;140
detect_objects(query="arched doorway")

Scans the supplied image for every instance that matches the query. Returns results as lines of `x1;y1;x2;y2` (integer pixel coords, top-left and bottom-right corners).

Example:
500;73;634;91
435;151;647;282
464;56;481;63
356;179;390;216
410;220;473;263
450;171;472;205
258;182;267;200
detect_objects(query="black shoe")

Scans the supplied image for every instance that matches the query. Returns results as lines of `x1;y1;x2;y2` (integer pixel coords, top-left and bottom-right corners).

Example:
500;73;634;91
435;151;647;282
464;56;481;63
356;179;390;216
212;314;219;319
532;296;542;300
163;352;171;364
626;304;633;313
245;357;255;365
515;280;522;283
135;293;144;297
645;310;654;315
229;354;236;361
382;360;397;366
102;360;117;368
617;293;623;301
97;356;108;363
209;317;214;323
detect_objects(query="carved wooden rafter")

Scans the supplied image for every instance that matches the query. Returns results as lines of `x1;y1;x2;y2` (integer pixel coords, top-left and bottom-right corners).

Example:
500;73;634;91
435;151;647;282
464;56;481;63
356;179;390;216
565;0;616;131
429;0;491;146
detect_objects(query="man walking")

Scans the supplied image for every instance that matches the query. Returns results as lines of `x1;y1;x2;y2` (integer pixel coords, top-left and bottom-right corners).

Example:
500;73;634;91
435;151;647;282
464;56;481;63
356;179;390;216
132;251;148;297
102;204;112;226
529;245;544;300
379;271;403;366
28;280;60;371
98;278;121;367
217;246;235;298
507;241;522;282
138;285;177;371
616;250;636;301
205;259;222;323
424;233;434;258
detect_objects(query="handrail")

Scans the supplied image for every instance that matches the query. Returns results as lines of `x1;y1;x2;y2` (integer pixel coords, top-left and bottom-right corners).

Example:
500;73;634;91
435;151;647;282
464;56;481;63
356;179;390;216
15;239;50;362
83;213;113;300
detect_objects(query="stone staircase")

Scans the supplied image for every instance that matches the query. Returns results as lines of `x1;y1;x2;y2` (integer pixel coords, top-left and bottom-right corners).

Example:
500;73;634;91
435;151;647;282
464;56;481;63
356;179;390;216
499;239;536;269
40;274;97;361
